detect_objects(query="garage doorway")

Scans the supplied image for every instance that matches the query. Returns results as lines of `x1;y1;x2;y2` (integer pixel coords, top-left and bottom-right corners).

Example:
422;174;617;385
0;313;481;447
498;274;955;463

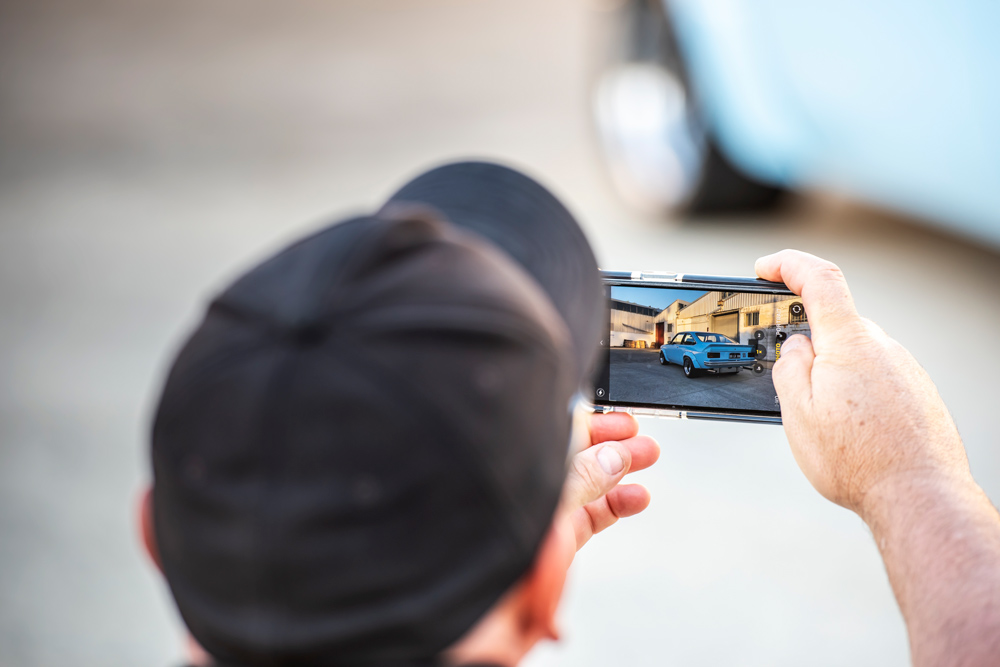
712;311;739;340
655;322;665;346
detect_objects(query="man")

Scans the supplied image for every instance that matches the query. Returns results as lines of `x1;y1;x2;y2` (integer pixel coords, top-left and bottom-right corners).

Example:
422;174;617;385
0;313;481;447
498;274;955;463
140;162;1000;666
141;161;659;667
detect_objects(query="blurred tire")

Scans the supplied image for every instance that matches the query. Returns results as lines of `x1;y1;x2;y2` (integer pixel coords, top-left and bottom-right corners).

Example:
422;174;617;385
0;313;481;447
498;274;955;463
593;0;783;214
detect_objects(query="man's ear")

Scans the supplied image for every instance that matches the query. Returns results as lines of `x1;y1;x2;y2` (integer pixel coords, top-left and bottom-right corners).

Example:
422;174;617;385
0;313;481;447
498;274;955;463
515;516;577;642
138;485;163;572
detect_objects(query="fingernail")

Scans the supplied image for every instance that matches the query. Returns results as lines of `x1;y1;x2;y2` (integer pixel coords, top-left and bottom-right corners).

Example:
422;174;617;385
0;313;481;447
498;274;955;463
597;445;624;475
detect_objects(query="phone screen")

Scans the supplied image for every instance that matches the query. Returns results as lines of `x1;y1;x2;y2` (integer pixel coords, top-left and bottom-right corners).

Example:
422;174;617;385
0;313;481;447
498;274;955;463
593;284;811;416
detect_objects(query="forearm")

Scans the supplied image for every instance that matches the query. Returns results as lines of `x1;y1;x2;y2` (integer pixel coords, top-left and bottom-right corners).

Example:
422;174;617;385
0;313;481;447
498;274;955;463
861;471;1000;667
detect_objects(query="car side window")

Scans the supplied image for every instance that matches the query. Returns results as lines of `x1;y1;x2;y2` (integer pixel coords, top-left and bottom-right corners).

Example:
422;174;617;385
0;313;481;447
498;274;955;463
682;334;695;345
669;334;683;345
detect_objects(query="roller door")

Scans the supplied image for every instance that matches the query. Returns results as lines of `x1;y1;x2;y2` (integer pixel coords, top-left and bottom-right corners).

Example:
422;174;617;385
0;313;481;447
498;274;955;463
712;312;739;340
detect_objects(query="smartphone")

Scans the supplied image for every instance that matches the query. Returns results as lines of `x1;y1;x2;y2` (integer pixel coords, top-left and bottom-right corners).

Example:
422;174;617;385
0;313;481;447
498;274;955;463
592;271;812;424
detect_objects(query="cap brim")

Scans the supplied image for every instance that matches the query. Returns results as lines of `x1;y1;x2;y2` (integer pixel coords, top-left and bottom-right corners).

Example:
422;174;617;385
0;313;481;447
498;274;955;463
383;161;604;384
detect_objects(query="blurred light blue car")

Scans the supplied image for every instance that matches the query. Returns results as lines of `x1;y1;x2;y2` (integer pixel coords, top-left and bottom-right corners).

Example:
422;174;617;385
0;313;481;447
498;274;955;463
659;331;756;378
595;0;1000;246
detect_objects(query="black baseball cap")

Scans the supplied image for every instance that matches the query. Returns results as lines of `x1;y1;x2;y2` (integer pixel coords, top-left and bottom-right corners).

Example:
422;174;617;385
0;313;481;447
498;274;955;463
150;162;604;665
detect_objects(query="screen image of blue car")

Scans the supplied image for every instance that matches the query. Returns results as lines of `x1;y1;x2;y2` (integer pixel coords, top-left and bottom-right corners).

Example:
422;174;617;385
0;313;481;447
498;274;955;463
660;331;755;377
606;285;811;413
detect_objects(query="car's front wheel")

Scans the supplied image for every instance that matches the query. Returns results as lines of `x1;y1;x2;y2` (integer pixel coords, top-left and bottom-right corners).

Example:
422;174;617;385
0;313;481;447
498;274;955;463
659;351;667;365
683;357;699;378
592;0;783;214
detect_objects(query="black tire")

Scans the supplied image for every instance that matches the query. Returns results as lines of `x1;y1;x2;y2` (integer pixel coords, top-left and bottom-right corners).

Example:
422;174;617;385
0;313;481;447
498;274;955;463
594;0;783;214
687;143;784;214
659;351;667;365
683;356;699;378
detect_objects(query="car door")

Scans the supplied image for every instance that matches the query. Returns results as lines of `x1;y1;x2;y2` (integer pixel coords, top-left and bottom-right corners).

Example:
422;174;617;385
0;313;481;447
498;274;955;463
660;334;680;362
680;333;698;363
664;333;682;363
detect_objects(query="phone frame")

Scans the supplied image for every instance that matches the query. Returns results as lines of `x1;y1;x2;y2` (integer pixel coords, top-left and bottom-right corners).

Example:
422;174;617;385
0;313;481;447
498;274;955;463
594;270;798;425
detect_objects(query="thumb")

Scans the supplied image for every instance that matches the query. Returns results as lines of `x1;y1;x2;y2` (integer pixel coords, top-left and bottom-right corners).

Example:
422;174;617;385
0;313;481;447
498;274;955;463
562;442;632;513
772;334;815;414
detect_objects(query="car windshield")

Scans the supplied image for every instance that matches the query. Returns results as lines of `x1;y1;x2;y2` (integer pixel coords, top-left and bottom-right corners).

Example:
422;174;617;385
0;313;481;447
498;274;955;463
696;333;736;343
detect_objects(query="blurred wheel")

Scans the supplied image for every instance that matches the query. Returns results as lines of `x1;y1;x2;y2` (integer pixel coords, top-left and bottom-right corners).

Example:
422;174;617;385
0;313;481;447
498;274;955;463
593;0;783;214
683;356;699;378
659;351;667;365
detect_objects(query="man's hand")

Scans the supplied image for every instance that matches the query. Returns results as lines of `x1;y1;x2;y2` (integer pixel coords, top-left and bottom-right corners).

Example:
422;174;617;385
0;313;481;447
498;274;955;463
560;412;660;551
757;249;1000;667
755;249;969;514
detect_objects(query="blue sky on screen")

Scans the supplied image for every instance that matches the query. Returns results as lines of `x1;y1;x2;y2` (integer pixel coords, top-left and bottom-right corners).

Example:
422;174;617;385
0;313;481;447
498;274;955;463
611;286;709;312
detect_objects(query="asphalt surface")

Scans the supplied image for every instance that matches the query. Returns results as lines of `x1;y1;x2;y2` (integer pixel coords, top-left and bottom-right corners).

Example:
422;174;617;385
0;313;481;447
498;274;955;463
609;349;778;412
3;2;1000;667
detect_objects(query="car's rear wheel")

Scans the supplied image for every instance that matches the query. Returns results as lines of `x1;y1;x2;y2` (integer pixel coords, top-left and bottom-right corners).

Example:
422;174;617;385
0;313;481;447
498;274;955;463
659;351;667;365
683;356;699;378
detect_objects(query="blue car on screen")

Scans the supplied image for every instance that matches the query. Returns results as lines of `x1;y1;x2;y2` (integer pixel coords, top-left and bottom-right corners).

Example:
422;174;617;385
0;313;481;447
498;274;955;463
659;331;756;378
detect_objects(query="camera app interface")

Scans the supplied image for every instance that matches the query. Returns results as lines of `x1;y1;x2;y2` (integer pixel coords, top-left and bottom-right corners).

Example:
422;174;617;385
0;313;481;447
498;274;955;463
596;285;811;414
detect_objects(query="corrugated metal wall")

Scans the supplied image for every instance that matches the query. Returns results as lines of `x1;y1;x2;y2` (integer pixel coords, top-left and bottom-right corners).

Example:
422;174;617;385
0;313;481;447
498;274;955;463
610;308;654;335
653;299;689;323
675;291;725;317
721;292;786;309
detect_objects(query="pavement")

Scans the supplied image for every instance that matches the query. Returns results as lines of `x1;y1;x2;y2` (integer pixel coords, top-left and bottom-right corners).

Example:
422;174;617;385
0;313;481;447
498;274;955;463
609;348;778;412
2;2;1000;667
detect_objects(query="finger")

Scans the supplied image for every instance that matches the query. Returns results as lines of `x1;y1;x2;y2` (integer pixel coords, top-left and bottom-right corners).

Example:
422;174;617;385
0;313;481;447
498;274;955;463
572;484;652;549
754;250;859;345
772;334;815;415
561;441;631;513
569;503;602;549
588;412;639;447
617;434;660;473
606;483;651;519
580;497;616;544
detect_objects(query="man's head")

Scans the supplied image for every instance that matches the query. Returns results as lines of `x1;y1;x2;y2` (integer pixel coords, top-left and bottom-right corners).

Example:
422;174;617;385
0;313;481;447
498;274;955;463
141;162;606;666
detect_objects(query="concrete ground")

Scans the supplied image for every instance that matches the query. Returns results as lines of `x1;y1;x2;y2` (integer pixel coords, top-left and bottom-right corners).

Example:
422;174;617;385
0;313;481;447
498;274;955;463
2;2;1000;667
609;349;776;412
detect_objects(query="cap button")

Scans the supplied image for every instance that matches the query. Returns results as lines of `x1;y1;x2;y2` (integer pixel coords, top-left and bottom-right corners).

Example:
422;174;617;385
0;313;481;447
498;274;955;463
290;323;326;347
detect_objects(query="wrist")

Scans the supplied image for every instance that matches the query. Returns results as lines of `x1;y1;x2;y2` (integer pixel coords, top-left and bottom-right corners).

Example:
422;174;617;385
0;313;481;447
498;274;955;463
852;467;1000;667
857;467;980;534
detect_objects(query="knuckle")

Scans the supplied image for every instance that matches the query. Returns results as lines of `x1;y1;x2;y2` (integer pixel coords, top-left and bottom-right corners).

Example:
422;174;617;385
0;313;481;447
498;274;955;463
813;262;845;283
572;455;606;498
858;317;887;337
771;358;794;384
